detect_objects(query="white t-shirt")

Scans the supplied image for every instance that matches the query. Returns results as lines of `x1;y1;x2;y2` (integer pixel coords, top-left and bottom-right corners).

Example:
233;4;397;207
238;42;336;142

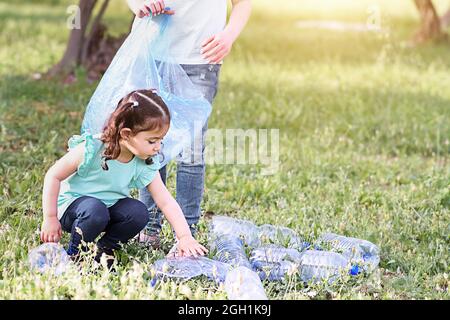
159;0;228;64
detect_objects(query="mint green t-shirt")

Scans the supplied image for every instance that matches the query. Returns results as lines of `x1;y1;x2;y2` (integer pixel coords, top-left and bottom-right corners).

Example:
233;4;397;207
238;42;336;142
57;133;160;220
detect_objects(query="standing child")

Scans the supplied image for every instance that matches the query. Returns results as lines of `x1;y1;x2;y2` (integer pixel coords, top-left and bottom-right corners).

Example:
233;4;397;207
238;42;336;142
126;0;252;248
40;89;208;266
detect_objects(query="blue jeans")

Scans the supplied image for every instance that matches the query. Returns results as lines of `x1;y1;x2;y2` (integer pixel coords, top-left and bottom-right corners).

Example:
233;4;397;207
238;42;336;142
60;196;149;255
139;64;221;236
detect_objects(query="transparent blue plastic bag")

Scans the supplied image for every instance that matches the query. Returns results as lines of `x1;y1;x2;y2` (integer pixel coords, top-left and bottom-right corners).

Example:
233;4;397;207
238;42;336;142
81;15;212;167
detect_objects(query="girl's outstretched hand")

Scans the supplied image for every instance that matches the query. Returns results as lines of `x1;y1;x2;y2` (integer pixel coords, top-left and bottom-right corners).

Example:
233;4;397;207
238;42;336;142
40;217;62;243
137;0;174;18
176;235;208;258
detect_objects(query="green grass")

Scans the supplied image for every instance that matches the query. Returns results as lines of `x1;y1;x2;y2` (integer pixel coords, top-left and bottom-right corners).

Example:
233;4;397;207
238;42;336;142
0;0;449;299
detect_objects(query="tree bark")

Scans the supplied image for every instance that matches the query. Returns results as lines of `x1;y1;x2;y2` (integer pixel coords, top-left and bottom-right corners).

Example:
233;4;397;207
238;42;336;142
45;0;130;82
46;0;97;78
413;0;445;43
81;0;110;65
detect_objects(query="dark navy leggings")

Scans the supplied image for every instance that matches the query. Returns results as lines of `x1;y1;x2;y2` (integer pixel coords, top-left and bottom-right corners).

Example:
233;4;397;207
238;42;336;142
60;196;149;255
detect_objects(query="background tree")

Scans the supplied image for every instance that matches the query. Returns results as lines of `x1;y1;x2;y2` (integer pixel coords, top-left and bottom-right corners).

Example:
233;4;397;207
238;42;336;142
413;0;447;43
46;0;129;82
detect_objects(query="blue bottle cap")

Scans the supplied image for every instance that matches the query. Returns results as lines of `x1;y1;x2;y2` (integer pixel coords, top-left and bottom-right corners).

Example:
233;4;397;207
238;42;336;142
349;265;359;275
149;277;158;287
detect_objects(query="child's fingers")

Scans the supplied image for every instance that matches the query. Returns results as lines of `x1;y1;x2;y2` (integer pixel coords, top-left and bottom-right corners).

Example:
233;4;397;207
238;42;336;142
180;247;190;257
195;246;206;256
200;244;208;254
200;246;209;255
195;243;207;253
189;248;198;258
180;247;195;257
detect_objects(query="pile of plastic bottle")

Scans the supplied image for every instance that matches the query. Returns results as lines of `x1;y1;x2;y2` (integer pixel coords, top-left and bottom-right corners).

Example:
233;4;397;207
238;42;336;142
28;215;380;299
151;215;381;300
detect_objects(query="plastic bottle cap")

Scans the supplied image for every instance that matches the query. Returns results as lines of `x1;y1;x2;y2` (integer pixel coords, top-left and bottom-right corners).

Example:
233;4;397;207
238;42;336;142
349;265;359;275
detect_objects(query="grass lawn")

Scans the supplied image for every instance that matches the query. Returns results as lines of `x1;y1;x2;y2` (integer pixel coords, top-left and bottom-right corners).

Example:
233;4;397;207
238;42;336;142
0;0;449;299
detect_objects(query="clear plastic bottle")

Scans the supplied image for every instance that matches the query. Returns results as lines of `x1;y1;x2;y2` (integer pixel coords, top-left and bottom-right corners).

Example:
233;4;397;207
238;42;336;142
152;256;231;283
318;233;380;271
210;234;252;269
152;256;203;281
298;250;356;284
253;260;299;281
28;243;70;275
250;244;303;264
224;266;268;300
257;224;305;250
250;244;302;281
209;215;260;247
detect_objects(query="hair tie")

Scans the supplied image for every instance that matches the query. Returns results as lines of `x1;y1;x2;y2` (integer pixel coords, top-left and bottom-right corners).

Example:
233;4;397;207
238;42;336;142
132;101;139;108
101;156;109;171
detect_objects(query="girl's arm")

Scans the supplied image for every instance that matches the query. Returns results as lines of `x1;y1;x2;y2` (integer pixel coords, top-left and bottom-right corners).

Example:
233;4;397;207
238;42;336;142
41;144;84;243
201;0;252;63
147;173;208;257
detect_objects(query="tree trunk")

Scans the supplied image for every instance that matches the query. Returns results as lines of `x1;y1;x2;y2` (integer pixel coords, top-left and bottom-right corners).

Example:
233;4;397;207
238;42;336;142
81;0;110;65
413;0;445;43
46;0;97;78
45;0;130;83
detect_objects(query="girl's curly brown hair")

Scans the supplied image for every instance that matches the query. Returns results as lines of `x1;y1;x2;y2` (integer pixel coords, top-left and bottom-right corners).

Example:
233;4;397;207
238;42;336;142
100;89;170;168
